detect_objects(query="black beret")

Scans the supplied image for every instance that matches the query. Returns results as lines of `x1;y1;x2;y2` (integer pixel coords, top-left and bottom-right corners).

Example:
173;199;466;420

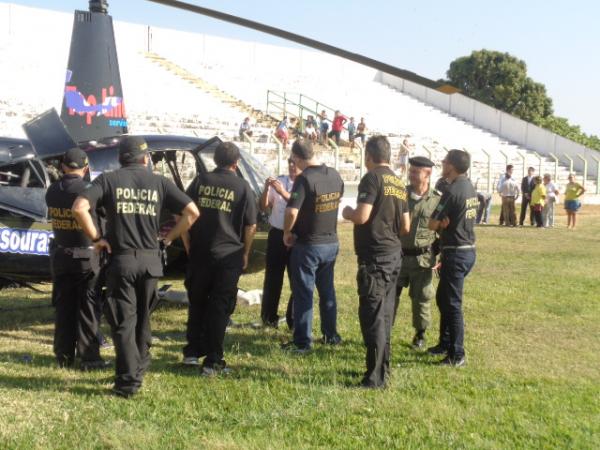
408;156;435;168
119;136;148;161
63;147;88;169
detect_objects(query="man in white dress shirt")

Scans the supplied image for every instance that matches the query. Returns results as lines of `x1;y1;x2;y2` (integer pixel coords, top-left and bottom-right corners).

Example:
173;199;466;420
259;158;301;328
500;173;520;226
542;174;560;227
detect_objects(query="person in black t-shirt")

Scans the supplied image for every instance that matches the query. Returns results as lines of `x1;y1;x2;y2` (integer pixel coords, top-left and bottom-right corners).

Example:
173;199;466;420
73;136;199;397
182;142;257;375
343;135;409;388
428;149;477;367
46;148;107;370
283;139;344;352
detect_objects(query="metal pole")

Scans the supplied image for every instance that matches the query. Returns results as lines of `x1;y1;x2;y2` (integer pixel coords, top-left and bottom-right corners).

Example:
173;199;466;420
575;154;588;189
531;151;543;175
481;148;491;193
591;156;600;194
516;151;526;180
356;141;365;180
548;153;559;182
422;145;433;160
563;154;573;175
266;90;270;118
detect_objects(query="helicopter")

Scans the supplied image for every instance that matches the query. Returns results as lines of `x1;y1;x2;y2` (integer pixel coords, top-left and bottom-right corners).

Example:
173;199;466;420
0;1;269;288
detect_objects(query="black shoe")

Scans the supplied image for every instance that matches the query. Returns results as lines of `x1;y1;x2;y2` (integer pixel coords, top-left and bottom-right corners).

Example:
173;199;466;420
111;386;136;398
80;360;111;371
411;332;426;350
201;360;233;377
262;319;279;329
359;379;387;389
280;341;312;354
427;344;449;356
438;355;466;367
321;334;342;346
56;356;74;368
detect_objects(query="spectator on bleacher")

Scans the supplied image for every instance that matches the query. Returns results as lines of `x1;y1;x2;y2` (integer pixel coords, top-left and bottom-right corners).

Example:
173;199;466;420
259;158;301;329
564;173;585;229
275;116;289;150
239;117;253;140
398;139;411;176
328;110;347;146
520;167;536;226
318;110;329;145
347;117;356;149
496;165;513;225
530;176;546;227
542;174;559;227
499;173;519;227
356;117;367;146
304;115;318;143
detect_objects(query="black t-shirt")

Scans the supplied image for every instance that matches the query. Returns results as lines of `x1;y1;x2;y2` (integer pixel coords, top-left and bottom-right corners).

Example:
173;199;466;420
186;168;257;261
46;174;95;248
430;175;478;247
287;164;344;245
81;164;191;252
353;166;408;258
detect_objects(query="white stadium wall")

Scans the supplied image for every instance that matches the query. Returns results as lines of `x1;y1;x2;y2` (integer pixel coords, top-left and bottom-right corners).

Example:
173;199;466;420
378;72;599;178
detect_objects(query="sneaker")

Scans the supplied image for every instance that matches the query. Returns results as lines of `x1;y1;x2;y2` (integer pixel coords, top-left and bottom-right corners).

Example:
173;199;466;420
438;355;466;367
182;356;200;366
280;341;312;354
411;332;426;350
321;334;343;346
427;344;449;356
80;360;111;371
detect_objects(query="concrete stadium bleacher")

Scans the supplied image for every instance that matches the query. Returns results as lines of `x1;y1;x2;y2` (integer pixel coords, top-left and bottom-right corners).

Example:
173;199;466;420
0;3;597;201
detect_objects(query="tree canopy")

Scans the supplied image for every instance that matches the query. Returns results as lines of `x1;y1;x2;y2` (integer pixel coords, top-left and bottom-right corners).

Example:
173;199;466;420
445;49;599;152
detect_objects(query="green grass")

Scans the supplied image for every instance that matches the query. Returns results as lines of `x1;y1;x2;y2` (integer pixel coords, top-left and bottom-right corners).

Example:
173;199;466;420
1;206;599;449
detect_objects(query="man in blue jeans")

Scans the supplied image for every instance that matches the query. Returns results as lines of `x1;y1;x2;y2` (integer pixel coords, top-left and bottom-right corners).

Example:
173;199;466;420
283;139;344;352
428;149;477;367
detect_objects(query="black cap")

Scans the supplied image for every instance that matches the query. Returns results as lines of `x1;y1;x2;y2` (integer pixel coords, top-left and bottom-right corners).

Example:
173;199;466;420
119;136;148;162
63;147;88;169
409;156;435;168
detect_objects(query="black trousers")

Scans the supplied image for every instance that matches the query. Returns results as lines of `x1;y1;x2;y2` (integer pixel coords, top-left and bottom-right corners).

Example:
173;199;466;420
261;227;293;328
357;253;401;387
436;249;476;359
184;255;243;366
52;271;101;364
519;196;534;226
104;253;161;394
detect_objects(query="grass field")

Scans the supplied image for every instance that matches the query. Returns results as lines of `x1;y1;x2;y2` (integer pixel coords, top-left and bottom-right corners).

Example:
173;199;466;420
1;206;599;449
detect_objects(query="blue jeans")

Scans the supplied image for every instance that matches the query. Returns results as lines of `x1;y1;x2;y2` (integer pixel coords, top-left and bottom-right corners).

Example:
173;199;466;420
436;249;476;358
289;242;340;347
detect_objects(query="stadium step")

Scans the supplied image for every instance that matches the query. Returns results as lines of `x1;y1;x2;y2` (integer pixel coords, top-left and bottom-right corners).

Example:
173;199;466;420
143;52;278;129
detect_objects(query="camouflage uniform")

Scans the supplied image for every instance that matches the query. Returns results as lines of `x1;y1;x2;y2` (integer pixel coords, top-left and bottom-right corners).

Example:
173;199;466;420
396;186;440;343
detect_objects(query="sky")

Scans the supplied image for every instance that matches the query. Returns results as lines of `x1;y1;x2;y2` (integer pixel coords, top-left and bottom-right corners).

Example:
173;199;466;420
7;0;600;136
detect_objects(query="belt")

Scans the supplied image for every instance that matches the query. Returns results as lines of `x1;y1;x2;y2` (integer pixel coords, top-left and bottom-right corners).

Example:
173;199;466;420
401;246;430;256
52;245;94;255
441;245;476;251
113;248;161;256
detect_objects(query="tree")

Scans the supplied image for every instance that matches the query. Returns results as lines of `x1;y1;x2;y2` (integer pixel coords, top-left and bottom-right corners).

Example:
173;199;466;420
445;50;553;123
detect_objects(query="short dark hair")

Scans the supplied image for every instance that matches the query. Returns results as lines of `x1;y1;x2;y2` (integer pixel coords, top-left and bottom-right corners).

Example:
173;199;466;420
506;164;513;171
214;142;240;168
528;166;535;172
291;139;314;161
445;149;470;174
119;153;146;166
365;135;391;164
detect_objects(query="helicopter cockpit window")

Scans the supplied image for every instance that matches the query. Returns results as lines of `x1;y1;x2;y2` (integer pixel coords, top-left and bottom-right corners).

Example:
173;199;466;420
0;157;47;188
151;150;199;192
